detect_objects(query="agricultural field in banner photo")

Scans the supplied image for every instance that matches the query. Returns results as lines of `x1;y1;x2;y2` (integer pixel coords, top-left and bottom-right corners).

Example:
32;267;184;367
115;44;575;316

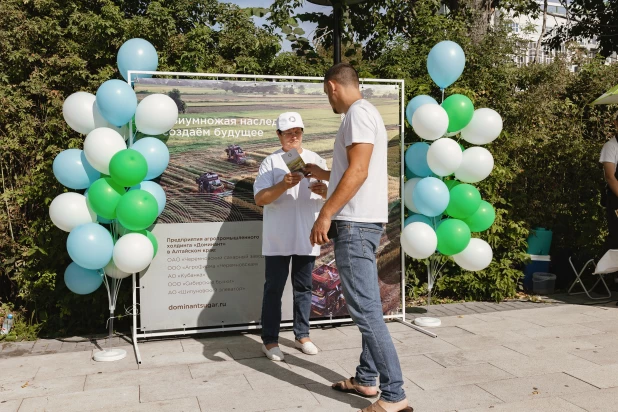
133;78;402;317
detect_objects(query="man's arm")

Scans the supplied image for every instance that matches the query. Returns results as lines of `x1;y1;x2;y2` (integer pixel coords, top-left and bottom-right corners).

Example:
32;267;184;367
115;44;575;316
603;162;618;197
255;173;302;206
310;143;373;245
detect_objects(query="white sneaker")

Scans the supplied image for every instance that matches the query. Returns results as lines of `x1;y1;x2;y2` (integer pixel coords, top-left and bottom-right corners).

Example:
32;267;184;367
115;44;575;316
262;344;285;361
295;340;319;355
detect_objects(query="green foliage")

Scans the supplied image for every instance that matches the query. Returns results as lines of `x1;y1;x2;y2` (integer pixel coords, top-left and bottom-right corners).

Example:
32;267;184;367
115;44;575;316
0;303;42;341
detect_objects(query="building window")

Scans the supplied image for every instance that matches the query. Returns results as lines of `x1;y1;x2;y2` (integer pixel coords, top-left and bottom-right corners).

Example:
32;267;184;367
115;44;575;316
511;22;519;33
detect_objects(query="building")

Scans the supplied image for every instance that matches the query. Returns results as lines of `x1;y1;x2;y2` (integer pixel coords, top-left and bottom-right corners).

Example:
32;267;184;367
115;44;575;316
505;1;617;70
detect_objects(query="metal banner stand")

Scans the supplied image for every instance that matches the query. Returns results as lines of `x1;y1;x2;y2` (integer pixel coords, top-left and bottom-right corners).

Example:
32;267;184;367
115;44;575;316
123;71;435;364
94;275;127;362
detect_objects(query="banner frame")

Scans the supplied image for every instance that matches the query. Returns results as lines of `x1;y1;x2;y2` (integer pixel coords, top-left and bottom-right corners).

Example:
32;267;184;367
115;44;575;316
126;70;409;364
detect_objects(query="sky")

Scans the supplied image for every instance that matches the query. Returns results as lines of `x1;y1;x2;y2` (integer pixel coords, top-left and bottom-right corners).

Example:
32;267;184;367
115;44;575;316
224;0;333;51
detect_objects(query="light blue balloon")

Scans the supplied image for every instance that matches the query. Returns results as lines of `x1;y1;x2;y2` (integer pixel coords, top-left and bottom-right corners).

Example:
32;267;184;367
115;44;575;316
406;95;438;125
131;137;170;180
404;214;433;227
95;80;137;127
53;149;100;190
427;41;466;89
117;38;158;81
412;177;450;217
66;223;113;270
130;181;166;216
405;165;416;180
64;262;103;295
405;143;433;177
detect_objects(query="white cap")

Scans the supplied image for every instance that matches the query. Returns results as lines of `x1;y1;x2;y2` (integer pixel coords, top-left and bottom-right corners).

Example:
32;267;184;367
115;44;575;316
277;112;304;131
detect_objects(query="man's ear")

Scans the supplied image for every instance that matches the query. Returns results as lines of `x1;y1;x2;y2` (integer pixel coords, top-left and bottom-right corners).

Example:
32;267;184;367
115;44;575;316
326;80;336;93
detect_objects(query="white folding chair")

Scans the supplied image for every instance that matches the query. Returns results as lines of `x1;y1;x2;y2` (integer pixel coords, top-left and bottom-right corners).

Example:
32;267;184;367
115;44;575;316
568;250;614;300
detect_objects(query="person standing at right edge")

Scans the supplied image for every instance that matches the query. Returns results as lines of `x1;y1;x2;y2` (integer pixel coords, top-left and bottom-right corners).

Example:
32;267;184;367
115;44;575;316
305;63;412;412
599;112;618;302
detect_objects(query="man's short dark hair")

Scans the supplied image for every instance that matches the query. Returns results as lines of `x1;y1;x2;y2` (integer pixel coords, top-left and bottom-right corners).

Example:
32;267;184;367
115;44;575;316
324;63;359;87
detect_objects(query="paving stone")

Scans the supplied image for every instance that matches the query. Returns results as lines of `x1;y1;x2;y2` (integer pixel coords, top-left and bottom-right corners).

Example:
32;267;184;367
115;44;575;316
562;387;618;412
440;332;527;351
18;385;139;412
120;397;201;412
425;346;527;368
35;348;137;380
459;396;586;411
516;324;604;340
244;359;349;389
566;363;618;389
85;364;191;390
0;375;85;402
458;318;545;336
567;346;618;366
302;382;375;411
197;385;320;412
406;363;514;390
406;383;502;412
583;320;618;333
489;350;599;377
0;400;22;412
138;348;234;369
139;374;251;403
189;356;291;380
477;372;598;403
503;337;601;356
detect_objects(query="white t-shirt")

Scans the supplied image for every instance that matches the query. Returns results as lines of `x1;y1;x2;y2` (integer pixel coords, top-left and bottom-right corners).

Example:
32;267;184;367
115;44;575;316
327;99;388;223
600;138;618;166
254;148;327;256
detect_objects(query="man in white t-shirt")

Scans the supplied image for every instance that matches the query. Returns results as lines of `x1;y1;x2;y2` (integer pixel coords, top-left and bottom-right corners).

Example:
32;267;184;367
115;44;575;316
253;112;328;362
305;64;412;412
600;113;618;250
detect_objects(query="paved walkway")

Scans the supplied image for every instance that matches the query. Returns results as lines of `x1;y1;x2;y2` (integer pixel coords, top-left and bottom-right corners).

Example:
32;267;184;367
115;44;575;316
1;299;618;411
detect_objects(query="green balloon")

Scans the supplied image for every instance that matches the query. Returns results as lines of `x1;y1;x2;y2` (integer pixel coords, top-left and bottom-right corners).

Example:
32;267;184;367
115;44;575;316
444;179;461;191
436;219;471;256
116;190;158;231
442;94;474;133
109;149;148;187
446;184;481;219
463;200;495;232
87;177;126;219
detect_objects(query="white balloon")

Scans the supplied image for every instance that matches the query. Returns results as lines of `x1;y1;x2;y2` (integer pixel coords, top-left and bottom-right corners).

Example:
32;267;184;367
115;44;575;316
83;127;127;174
412;104;449;141
49;192;97;232
461;108;503;145
453;238;493;271
456;147;494;183
113;233;154;273
135;94;179;135
104;259;132;279
404;178;421;213
427;138;463;177
401;222;437;259
63;92;97;135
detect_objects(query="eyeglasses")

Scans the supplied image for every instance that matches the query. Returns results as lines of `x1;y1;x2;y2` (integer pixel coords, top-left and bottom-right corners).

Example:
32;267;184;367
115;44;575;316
281;130;303;138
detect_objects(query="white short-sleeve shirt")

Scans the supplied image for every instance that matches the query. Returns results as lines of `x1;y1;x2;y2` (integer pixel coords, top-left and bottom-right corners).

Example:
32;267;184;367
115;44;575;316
254;148;327;256
327;99;388;223
600;138;618;166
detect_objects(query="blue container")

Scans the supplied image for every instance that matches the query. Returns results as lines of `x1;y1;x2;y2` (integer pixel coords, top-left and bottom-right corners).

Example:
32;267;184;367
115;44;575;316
523;255;550;291
527;227;553;255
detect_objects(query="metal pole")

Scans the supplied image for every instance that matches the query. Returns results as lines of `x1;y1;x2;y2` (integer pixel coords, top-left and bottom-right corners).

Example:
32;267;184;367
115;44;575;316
333;3;342;64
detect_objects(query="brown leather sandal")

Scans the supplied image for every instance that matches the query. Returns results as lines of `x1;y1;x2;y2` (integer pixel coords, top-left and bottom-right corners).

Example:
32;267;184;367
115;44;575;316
360;401;414;412
331;377;378;398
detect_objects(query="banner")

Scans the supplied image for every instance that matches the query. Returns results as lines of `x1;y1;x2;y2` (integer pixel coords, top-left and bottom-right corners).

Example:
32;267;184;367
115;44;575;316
135;77;402;332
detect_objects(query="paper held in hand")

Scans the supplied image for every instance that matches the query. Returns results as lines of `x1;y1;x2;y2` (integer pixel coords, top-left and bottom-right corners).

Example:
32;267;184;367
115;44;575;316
282;148;306;174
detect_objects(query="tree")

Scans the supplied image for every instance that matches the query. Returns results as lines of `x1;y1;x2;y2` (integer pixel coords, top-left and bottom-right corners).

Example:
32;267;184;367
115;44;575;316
547;0;618;58
166;89;186;114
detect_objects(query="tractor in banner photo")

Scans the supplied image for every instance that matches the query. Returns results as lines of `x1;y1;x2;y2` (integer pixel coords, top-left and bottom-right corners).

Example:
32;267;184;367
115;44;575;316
196;172;233;196
225;144;247;165
311;261;347;317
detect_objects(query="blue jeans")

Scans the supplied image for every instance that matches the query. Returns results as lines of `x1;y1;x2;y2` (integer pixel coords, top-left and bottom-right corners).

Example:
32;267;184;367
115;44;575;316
334;221;406;403
261;255;315;345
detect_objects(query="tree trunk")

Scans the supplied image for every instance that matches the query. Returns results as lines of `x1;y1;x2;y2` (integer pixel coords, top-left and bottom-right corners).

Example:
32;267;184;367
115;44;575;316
534;0;548;63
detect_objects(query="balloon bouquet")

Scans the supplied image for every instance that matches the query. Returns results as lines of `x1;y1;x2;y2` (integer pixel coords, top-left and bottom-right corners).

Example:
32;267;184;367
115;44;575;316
401;41;503;328
49;39;177;361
